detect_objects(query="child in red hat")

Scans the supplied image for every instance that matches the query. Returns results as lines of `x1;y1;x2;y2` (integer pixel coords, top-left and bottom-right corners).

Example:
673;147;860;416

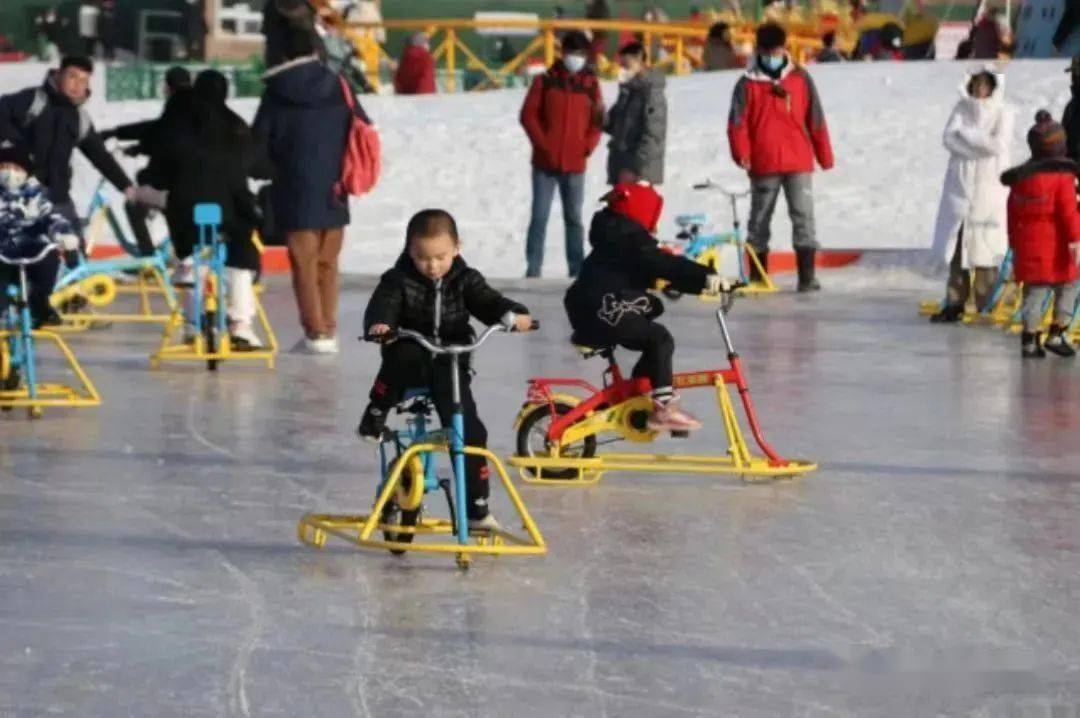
1001;110;1080;358
564;182;726;432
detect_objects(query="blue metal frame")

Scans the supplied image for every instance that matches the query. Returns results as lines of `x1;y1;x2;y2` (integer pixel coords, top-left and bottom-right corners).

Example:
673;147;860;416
54;241;177;307
191;203;229;341
3;267;39;400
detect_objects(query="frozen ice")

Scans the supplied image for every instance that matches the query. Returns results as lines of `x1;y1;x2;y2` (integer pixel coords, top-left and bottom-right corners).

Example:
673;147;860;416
2;280;1080;716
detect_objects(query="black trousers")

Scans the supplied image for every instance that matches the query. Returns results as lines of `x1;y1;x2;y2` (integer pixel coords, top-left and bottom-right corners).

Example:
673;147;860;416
369;340;491;519
590;314;675;391
124;203;156;257
0;252;61;326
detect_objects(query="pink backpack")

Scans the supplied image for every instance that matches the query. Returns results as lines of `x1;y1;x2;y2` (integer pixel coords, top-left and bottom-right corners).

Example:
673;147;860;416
336;77;381;198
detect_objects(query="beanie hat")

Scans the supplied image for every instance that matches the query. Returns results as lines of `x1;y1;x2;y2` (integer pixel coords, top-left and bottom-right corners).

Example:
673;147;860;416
605;182;664;234
194;69;229;105
0;138;32;170
1028;110;1067;159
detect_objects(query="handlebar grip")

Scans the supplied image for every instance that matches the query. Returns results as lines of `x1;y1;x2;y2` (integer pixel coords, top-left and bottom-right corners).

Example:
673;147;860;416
362;329;398;344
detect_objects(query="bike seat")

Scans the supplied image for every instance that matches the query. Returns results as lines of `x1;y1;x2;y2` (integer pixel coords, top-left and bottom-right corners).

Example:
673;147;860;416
193;203;223;227
571;339;615;360
675;213;707;229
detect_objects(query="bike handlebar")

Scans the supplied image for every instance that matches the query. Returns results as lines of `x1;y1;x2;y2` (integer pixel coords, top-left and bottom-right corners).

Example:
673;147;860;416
366;320;540;355
0;241;57;267
692;180;750;199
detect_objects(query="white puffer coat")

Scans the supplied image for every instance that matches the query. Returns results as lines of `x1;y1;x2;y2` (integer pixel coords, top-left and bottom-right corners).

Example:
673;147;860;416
930;73;1013;270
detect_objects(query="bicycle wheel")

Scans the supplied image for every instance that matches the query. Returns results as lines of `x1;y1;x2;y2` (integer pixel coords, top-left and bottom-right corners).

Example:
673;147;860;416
381;456;422;555
515;401;597;480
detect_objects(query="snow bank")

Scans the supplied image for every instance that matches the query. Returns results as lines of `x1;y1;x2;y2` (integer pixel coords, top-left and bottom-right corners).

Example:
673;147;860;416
6;59;1073;281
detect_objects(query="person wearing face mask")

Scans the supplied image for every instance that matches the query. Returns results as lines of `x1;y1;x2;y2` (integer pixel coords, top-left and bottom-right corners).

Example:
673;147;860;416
605;42;667;187
0;56;135;251
0;142;81;328
519;30;605;278
394;33;437;95
928;69;1013;323
728;23;834;292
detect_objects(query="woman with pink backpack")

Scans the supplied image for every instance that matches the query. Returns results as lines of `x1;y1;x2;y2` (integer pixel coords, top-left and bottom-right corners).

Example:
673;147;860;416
254;27;377;354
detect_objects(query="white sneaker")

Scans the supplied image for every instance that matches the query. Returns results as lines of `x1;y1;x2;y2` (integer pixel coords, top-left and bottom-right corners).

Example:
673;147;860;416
326;335;340;354
298;336;336;354
468;514;503;533
171;259;195;286
230;322;263;351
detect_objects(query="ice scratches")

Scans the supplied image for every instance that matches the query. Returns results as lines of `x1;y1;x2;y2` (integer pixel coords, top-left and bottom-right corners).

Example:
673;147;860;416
186;393;234;458
221;559;265;718
347;571;375;718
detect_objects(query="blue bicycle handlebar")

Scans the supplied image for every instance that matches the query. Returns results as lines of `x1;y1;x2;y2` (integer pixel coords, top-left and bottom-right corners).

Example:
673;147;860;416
365;320;540;354
692;180;750;199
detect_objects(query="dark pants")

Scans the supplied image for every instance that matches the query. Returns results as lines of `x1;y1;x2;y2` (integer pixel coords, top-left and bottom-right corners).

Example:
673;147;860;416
0;253;61;326
369;340;491;520
124;203;156;257
617;317;675;391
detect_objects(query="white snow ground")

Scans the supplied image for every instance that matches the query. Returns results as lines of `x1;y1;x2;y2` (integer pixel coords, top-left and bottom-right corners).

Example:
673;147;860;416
4;59;1073;284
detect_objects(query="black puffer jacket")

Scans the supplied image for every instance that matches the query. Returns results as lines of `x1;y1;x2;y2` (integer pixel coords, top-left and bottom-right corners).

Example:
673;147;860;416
0;73;131;204
565;209;709;342
365;254;528;345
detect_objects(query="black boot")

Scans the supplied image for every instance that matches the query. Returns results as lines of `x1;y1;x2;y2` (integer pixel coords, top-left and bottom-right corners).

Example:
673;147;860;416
795;247;820;292
1043;325;1076;358
1021;331;1046;359
357;403;389;443
748;249;768;285
929;305;964;324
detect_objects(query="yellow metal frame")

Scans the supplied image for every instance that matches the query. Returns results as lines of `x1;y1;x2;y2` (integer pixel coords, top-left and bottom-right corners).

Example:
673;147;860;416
150;282;278;370
53;266;178;331
298;443;546;568
511;375;816;486
0;330;101;418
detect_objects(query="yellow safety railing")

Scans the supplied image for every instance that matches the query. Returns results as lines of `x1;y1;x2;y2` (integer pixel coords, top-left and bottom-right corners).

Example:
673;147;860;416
336;18;828;93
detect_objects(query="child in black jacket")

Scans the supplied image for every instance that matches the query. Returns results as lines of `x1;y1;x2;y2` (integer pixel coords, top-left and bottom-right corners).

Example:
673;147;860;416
565;182;724;432
359;209;534;530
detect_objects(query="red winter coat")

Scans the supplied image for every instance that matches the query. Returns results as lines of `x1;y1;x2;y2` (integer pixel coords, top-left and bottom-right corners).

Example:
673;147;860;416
727;59;834;177
520;62;604;174
394;45;436;95
1001;158;1080;285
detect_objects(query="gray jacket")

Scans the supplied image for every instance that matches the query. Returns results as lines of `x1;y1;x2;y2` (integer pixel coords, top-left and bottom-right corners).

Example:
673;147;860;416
605;69;667;185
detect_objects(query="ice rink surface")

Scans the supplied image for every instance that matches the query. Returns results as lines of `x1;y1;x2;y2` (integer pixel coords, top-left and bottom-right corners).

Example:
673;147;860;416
3;281;1080;717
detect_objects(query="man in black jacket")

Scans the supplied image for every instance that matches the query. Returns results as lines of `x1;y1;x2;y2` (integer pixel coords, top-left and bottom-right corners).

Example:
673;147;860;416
0;56;135;244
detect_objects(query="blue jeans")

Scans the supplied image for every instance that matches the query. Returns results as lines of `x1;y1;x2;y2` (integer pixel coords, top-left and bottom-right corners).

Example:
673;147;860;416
525;168;585;278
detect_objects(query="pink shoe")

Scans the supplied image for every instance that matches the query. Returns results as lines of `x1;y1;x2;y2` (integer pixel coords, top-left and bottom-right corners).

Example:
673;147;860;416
646;398;703;433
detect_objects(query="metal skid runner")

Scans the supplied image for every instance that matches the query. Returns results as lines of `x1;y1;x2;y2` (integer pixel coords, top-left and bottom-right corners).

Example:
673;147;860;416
510;288;816;485
1;243;100;419
298;325;546;570
151;204;277;371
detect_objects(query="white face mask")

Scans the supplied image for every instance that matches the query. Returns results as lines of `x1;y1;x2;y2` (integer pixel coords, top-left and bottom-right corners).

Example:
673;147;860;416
564;55;587;74
617;67;634;84
0;167;27;192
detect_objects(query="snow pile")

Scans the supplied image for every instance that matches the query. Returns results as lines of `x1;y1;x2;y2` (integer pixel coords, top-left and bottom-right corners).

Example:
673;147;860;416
23;59;1076;282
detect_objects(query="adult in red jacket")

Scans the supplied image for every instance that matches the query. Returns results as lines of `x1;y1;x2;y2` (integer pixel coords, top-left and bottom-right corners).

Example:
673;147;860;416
728;23;834;291
519;31;604;278
394;33;437;95
1001;111;1080;358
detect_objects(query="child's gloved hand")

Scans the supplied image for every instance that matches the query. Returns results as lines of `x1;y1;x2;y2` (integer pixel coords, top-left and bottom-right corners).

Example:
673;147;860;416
55;233;81;252
703;274;731;296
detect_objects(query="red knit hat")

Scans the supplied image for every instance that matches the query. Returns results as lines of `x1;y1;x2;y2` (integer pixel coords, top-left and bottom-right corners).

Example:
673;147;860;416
1028;110;1067;159
605;182;664;233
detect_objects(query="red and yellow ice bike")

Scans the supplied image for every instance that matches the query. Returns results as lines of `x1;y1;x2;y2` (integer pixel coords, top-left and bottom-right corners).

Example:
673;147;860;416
509;286;816;485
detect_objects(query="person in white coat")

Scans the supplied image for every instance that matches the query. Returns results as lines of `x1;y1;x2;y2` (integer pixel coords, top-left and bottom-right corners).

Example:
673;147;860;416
930;69;1013;323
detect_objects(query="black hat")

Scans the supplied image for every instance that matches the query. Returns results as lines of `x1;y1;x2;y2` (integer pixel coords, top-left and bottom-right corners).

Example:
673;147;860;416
0;138;31;170
1028;110;1067;159
164;66;192;93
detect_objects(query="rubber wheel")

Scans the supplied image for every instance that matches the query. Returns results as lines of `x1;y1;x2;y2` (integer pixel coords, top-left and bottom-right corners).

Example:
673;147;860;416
204;311;218;371
662;287;682;300
515;401;598;480
382;463;422;555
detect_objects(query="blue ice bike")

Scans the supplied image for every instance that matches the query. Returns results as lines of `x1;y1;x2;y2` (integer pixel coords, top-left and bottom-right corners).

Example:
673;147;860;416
297;323;546;570
0;241;100;418
658;181;774;299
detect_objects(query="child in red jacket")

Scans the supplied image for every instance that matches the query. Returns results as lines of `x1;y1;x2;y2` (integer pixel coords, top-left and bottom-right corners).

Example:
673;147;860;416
1001;111;1080;358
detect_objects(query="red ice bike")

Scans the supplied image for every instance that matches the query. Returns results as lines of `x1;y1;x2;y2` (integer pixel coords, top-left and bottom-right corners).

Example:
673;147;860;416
509;285;817;485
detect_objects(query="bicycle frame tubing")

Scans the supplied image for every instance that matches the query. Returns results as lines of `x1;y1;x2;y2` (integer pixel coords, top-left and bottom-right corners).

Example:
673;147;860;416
1;245;57;399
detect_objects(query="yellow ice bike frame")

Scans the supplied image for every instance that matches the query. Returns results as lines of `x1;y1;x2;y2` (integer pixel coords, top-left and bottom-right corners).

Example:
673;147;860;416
0;243;100;418
150;204;278;371
298;324;546;570
510;290;815;485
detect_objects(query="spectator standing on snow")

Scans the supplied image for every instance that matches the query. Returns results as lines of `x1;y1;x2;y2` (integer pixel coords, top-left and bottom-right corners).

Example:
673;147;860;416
34;7;66;61
263;0;322;70
254;28;365;354
1054;2;1080;56
97;0;117;61
394;33;437;95
78;1;100;57
968;10;1008;60
703;22;742;71
728;23;834;292
1061;58;1080;165
0;56;134;244
520;30;604;278
605;42;667;186
816;31;845;62
1001;111;1080;359
184;0;207;60
929;70;1012;323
